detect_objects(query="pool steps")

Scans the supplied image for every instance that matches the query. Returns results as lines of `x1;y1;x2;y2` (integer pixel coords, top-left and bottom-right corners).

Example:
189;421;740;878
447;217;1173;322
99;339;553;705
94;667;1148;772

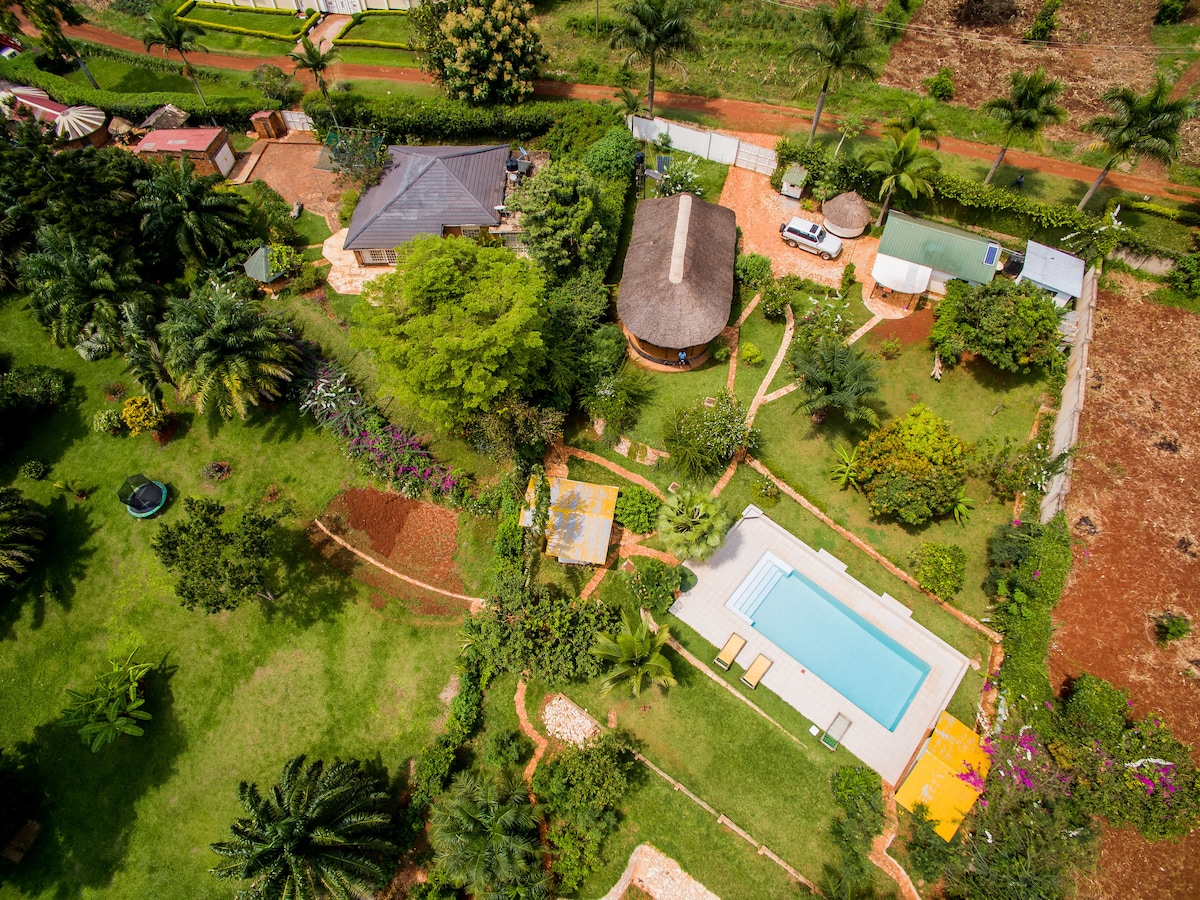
725;551;793;624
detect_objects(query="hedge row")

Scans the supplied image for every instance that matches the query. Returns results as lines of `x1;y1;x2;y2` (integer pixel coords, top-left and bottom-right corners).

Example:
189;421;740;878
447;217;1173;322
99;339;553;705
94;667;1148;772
72;39;223;82
303;93;612;144
0;55;278;127
176;0;319;42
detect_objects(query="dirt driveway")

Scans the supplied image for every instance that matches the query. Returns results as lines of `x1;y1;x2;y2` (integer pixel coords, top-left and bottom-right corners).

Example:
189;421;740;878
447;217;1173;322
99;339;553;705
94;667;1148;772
245;133;343;231
718;166;878;291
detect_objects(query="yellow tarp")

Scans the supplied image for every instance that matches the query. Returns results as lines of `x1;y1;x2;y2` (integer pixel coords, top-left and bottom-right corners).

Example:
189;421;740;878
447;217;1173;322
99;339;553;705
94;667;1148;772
519;477;618;565
896;712;990;841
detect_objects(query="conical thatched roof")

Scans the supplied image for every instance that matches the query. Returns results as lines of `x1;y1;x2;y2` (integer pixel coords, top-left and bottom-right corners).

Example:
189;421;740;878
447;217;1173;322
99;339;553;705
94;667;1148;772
822;191;872;230
617;194;736;349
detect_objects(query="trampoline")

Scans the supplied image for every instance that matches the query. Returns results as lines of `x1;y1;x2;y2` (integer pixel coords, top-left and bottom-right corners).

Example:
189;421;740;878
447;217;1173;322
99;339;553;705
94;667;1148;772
118;474;168;518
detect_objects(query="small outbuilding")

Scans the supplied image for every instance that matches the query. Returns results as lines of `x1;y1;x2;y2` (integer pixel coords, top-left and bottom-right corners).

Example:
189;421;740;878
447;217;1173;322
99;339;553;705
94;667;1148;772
520;477;619;566
54;105;108;148
780;163;808;200
135;127;236;177
139;103;190;131
617;193;737;368
872;212;1000;296
821;191;872;239
243;246;283;284
1016;240;1085;307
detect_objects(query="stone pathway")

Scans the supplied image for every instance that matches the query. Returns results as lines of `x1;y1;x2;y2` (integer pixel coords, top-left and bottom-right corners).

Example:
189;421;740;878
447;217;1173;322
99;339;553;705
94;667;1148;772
554;443;666;499
514;680;548;786
598;844;721;900
870;785;922;900
745;303;794;429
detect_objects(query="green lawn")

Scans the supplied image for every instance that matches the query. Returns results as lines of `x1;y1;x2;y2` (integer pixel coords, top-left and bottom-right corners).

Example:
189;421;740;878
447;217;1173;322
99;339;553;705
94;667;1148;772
182;7;307;38
0;298;467;899
190;28;298;56
294;208;333;246
331;46;424;68
338;13;416;46
335;78;441;99
752;329;1048;621
64;57;266;101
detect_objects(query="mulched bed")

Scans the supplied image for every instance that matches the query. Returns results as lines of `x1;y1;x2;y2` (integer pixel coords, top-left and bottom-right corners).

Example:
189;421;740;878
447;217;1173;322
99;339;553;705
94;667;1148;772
1049;273;1200;900
311;489;471;616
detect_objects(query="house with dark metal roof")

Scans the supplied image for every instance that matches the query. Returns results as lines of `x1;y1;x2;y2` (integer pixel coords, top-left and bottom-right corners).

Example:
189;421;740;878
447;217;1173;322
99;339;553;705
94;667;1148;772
617;193;737;369
343;144;511;265
872;212;1000;295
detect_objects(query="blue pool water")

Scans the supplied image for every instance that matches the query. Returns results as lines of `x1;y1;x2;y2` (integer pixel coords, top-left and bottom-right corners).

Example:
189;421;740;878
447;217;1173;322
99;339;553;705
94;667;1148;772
748;570;930;731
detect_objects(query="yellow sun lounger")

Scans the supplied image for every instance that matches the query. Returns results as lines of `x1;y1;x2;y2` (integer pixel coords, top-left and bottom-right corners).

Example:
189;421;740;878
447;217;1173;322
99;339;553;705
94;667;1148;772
740;654;773;689
714;633;747;671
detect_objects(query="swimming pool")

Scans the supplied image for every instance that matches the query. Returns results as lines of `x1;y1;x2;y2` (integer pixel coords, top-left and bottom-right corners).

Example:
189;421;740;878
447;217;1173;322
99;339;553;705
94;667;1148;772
735;560;931;731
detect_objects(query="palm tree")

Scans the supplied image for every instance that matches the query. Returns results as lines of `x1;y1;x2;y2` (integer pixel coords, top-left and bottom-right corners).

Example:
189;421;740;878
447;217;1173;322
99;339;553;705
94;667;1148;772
143;3;209;107
210;754;396;900
289;36;340;127
591;606;677;697
858;127;940;227
18;225;143;354
616;86;649;117
0;489;44;590
885;98;941;148
1076;75;1199;210
162;281;299;420
430;770;550;900
789;336;882;427
610;0;699;118
980;68;1066;185
657;489;732;562
134;156;250;265
791;1;878;146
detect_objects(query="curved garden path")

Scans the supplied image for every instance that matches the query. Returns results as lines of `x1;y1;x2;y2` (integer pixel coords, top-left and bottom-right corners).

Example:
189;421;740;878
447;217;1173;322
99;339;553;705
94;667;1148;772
513;679;548;786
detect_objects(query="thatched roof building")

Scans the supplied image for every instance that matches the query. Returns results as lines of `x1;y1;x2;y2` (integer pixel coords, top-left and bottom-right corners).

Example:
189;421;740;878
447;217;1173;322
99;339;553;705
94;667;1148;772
822;191;872;238
617;194;736;367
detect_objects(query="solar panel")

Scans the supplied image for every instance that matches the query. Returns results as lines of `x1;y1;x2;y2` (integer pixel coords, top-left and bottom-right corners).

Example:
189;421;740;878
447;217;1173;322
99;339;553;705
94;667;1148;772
983;243;1000;266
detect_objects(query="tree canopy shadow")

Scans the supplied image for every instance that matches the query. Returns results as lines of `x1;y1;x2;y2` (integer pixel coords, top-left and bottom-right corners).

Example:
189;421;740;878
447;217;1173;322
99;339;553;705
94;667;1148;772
258;526;353;628
2;659;186;899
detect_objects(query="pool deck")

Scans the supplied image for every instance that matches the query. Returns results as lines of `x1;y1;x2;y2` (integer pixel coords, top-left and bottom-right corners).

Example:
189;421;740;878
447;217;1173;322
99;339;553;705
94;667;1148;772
670;508;970;787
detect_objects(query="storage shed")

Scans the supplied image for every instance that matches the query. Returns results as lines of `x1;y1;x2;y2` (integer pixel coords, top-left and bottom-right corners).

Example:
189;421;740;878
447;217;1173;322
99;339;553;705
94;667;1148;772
135;127;236;177
821;191;872;239
1016;240;1085;307
519;477;619;566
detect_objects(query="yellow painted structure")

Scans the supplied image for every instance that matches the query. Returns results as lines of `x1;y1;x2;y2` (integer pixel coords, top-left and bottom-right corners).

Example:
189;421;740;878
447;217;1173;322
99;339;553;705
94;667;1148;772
895;712;991;841
520;477;618;565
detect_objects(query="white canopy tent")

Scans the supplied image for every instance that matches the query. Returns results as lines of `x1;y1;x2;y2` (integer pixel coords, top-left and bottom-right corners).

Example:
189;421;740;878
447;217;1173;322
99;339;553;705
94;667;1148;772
871;254;933;294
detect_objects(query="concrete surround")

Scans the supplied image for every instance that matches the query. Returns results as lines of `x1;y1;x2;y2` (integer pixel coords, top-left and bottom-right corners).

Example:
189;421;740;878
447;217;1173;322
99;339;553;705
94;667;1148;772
670;509;970;787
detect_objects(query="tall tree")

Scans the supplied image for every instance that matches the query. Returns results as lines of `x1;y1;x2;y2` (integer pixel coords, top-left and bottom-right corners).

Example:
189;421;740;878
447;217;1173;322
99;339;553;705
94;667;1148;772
590;606;677;697
858;127;939;227
0;488;44;590
134;156;249;265
18;226;145;355
506;163;616;279
609;0;699;118
142;3;209;107
162;281;299;420
789;336;882;427
430;770;550;900
288;36;340;127
1;0;100;87
656;489;732;562
1076;75;1199;210
980;67;1066;185
211;754;397;900
791;1;878;146
423;0;546;105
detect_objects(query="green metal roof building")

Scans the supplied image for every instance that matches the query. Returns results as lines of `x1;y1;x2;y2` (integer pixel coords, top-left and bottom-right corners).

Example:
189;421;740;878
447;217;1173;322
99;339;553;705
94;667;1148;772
872;212;999;294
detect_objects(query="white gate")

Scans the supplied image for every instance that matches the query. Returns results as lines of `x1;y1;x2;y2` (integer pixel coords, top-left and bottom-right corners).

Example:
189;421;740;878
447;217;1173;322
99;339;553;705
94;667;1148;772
734;141;776;175
281;110;315;132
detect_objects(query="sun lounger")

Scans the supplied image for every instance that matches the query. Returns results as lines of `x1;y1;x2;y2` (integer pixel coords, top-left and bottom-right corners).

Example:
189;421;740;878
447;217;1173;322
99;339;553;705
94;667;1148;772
821;713;852;751
714;633;747;671
740;654;773;689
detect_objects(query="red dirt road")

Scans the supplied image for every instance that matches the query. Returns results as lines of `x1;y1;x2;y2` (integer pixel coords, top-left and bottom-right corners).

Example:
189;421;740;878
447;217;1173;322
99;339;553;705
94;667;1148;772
16;16;1200;203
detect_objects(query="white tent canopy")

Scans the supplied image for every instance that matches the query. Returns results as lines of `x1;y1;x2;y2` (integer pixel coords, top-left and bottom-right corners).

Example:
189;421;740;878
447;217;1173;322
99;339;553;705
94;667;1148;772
872;253;933;294
1017;240;1085;305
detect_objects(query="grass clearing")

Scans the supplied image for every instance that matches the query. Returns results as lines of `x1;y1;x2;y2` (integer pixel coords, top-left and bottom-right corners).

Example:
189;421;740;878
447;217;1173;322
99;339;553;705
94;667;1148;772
338;13;416;46
64;56;265;101
181;7;307;38
294;208;333;246
0;298;466;900
331;46;423;68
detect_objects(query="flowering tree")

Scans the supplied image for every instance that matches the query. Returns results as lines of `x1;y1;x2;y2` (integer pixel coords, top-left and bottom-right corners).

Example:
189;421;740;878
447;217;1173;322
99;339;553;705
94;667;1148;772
418;0;547;105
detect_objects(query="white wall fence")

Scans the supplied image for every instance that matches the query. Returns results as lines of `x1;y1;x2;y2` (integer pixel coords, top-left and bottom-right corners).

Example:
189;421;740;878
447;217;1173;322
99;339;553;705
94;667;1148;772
629;116;776;174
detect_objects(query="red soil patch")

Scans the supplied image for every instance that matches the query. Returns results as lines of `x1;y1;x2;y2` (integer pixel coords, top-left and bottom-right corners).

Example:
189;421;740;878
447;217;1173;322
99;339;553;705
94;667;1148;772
1049;273;1200;900
869;306;935;346
313;489;470;615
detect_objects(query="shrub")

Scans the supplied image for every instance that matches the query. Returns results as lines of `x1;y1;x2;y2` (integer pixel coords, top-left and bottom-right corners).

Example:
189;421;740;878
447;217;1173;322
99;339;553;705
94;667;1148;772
1155;611;1191;644
879;336;902;359
856;405;970;526
734;252;773;290
1157;0;1188;23
18;460;48;481
243;63;300;104
661;391;755;481
92;409;124;436
925;67;955;102
483;728;531;768
581;125;638;182
1166;251;1200;298
120;396;167;436
909;543;967;599
740;341;764;366
931;278;1064;373
1023;0;1060;41
0;365;67;412
58;650;152;752
423;0;546;105
267;243;304;279
628;558;681;614
710;337;732;363
200;461;232;480
840;261;856;295
829;766;885;881
614;486;661;534
657;490;733;562
655;157;701;197
752;474;780;507
492;516;524;561
585;363;653;441
905;803;957;884
111;0;154;14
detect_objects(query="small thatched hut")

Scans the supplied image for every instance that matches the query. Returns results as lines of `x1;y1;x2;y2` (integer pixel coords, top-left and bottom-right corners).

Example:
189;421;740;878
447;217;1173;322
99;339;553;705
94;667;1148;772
617;194;736;368
822;191;872;239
